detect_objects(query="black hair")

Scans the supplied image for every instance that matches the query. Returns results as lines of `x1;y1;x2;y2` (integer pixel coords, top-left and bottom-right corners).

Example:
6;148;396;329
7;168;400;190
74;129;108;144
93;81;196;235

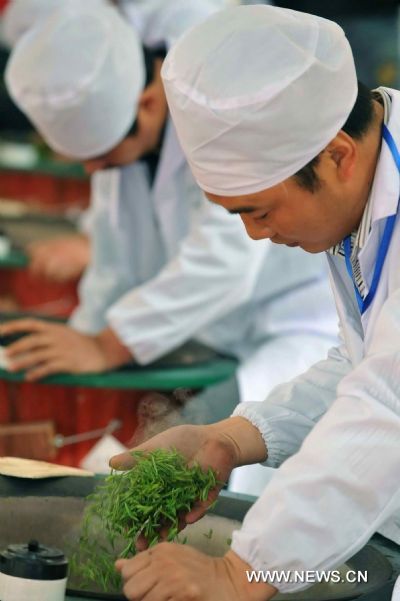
294;81;375;192
143;45;167;86
125;44;167;137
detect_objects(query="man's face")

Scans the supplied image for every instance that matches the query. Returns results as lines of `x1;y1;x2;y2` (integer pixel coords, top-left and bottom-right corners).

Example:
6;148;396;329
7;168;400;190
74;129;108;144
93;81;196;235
82;133;149;174
82;59;167;175
205;143;367;253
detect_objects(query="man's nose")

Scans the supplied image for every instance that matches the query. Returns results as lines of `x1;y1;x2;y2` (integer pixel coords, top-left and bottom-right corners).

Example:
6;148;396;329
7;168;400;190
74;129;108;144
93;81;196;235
243;221;275;241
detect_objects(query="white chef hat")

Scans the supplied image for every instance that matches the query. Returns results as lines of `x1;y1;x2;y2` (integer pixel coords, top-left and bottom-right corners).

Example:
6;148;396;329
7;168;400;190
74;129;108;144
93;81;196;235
1;0;109;49
5;3;145;160
162;5;358;196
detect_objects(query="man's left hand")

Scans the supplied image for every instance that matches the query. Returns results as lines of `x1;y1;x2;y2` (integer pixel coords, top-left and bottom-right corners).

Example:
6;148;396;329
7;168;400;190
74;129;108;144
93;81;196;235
0;320;132;381
116;544;276;601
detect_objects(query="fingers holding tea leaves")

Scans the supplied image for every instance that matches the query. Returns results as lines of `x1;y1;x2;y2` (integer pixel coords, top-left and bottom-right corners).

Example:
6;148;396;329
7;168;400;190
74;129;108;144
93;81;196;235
110;424;211;471
74;448;221;591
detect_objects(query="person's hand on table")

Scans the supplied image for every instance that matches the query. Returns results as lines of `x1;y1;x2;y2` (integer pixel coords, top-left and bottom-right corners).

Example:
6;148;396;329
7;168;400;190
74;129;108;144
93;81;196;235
116;543;277;601
0;295;19;312
111;420;270;600
0;320;132;380
27;235;90;282
110;417;267;548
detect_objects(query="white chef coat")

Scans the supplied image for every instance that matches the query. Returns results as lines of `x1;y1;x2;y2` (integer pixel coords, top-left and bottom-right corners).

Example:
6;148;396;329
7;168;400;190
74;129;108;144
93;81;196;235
231;86;400;593
70;0;338;403
117;0;228;48
70;115;337;402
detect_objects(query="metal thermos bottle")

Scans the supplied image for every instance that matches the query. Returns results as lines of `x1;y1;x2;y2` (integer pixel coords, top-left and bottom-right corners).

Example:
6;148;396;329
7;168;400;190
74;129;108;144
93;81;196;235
0;540;68;601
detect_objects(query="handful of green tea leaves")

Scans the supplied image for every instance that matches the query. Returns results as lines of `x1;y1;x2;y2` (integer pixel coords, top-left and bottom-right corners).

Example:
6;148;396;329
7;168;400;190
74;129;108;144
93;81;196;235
72;448;218;592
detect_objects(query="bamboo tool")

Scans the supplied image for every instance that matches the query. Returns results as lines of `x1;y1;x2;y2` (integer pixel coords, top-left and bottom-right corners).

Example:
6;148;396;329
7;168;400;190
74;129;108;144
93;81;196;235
0;421;56;461
0;457;93;479
53;419;121;449
0;419;122;462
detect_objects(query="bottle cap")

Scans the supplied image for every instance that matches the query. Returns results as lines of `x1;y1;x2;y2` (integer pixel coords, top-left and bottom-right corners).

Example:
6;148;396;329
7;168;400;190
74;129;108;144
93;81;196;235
0;540;68;581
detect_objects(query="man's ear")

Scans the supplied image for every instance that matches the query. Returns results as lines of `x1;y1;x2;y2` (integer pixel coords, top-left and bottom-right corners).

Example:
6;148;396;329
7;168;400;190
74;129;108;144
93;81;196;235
138;79;165;114
326;131;357;181
138;86;155;108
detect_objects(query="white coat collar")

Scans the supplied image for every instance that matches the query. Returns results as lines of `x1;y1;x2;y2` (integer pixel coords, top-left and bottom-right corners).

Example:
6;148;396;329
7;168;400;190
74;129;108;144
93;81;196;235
370;87;400;223
152;117;186;194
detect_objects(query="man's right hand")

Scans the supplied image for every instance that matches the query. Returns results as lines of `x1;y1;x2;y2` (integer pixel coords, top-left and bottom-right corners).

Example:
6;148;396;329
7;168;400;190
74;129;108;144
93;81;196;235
28;234;90;282
109;417;267;547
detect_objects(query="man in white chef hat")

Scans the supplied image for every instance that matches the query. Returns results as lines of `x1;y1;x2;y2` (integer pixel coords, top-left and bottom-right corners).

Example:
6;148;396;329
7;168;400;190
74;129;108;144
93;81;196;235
1;0;338;455
0;0;111;282
1;0;230;283
109;4;400;601
1;0;109;48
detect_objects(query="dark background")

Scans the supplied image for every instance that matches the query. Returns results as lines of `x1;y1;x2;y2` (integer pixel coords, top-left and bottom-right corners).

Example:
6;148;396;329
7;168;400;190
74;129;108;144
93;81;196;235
243;1;400;89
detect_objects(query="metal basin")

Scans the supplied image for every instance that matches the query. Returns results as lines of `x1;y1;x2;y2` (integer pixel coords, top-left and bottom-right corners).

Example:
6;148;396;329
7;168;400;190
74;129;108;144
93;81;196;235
0;476;393;600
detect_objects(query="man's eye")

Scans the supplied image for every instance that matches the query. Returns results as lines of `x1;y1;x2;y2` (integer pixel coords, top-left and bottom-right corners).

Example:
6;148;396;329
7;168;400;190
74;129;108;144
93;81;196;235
255;212;269;222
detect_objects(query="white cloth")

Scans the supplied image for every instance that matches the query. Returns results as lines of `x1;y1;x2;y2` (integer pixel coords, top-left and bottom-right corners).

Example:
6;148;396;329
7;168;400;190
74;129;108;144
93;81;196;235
230;87;400;592
5;3;144;159
161;4;357;196
80;435;127;475
1;0;109;48
118;0;228;49
230;332;344;495
70;116;337;402
392;577;400;601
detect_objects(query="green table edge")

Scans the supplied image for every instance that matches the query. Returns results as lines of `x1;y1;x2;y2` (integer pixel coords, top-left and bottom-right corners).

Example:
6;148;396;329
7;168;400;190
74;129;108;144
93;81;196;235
0;248;29;269
0;358;237;390
0;478;251;601
0;158;87;179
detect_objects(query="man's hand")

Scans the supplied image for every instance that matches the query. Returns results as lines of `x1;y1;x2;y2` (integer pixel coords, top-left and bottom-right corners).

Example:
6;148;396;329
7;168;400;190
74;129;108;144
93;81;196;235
27;235;90;282
110;417;267;547
111;423;238;540
116;544;276;601
0;320;132;381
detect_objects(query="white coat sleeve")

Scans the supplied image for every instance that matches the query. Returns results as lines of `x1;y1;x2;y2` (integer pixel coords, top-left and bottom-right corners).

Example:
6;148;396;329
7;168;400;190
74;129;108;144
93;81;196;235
106;201;267;363
232;338;352;468
230;290;400;593
77;205;94;236
70;169;137;334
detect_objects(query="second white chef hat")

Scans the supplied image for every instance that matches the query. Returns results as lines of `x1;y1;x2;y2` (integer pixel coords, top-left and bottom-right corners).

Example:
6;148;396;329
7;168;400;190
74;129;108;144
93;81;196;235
162;5;358;196
5;3;145;159
1;0;109;48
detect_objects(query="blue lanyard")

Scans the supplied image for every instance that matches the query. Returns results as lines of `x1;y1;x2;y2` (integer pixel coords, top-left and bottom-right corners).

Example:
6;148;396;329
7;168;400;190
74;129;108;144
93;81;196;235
343;124;400;314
